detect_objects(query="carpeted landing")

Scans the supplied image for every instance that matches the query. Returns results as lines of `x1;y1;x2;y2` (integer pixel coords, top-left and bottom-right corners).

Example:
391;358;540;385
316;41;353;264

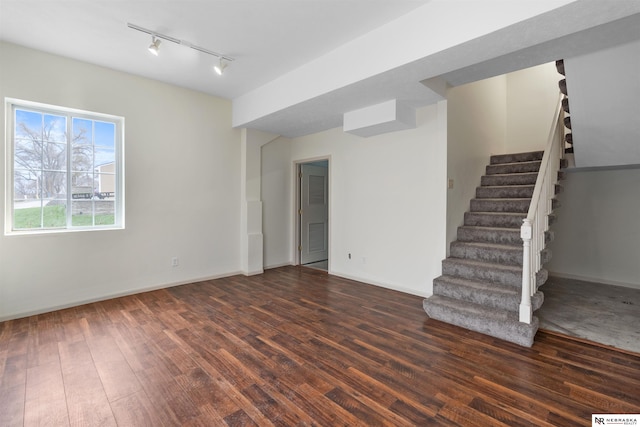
538;276;640;354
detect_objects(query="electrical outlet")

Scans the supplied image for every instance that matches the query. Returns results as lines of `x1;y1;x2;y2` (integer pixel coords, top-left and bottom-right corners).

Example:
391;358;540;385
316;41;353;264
171;257;179;267
448;178;454;189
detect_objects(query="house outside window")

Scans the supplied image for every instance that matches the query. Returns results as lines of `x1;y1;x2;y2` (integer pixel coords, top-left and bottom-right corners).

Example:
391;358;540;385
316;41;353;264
5;99;124;234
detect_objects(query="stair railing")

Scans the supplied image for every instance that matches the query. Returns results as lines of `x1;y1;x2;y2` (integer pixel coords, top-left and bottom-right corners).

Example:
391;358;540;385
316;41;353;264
520;93;565;324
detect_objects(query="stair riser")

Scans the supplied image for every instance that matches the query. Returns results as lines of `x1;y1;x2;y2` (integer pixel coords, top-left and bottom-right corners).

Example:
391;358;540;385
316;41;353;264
470;199;531;213
464;212;525;228
486;161;541;175
442;260;522;287
490;151;544;165
457;228;521;245
450;244;523;266
481;173;538;186
476;186;534;199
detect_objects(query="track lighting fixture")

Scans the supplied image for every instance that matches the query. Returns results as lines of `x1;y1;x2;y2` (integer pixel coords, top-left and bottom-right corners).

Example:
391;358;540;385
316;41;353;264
214;58;227;76
127;23;234;75
148;36;161;56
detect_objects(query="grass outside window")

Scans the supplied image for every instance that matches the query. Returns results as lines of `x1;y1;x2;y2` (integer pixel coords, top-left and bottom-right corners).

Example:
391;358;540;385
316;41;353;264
14;205;115;229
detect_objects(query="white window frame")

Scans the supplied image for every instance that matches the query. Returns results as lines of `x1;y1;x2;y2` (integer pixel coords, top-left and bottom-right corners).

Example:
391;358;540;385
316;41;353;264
4;98;125;235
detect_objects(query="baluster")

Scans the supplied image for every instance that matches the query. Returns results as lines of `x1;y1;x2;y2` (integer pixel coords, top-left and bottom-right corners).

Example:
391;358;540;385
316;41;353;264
520;93;563;323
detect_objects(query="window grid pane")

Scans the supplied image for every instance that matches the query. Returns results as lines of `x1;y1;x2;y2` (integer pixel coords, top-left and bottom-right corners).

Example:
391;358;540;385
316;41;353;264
9;101;123;232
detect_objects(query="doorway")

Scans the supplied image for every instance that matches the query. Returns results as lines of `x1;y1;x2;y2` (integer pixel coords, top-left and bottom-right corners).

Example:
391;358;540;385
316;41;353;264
298;160;329;271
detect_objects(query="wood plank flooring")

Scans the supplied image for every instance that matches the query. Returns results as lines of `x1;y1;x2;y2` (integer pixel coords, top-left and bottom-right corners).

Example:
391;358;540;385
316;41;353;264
1;266;639;426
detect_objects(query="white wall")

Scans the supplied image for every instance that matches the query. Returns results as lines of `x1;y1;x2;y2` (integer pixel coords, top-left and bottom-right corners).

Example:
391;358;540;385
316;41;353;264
506;62;561;153
261;137;293;268
0;42;242;320
446;75;507;248
547;168;640;289
262;104;447;297
565;40;640;167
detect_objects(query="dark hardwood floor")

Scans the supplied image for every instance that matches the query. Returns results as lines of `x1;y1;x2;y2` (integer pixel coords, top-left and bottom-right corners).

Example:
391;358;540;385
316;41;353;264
1;266;639;426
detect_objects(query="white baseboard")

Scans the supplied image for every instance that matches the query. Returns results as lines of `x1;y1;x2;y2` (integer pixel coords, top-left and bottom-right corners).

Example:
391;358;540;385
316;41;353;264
0;270;243;322
264;262;294;270
547;271;640;290
330;271;431;298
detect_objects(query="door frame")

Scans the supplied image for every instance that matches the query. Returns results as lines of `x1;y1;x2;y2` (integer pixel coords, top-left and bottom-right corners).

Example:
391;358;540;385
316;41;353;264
293;156;331;268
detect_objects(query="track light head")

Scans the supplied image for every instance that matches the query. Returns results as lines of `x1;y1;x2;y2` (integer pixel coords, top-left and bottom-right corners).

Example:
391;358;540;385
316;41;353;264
214;58;227;76
148;36;161;56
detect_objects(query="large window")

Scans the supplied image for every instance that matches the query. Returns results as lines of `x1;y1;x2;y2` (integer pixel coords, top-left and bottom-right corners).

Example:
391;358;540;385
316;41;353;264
5;99;124;234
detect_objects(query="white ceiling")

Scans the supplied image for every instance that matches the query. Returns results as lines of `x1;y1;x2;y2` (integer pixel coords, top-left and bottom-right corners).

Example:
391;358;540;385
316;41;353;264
2;0;640;139
0;0;428;100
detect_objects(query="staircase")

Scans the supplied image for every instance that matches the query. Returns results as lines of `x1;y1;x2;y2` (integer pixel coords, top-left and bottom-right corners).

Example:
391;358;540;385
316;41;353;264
423;151;558;347
557;59;574;154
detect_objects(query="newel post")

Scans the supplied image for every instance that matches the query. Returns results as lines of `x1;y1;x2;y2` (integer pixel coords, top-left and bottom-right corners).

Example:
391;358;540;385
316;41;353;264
520;219;533;324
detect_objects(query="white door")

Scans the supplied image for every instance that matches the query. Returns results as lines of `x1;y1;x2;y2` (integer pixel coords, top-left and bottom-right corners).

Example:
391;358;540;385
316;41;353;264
300;163;328;264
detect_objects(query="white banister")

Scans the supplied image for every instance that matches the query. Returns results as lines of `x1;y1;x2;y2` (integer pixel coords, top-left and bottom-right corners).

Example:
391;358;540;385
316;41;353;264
519;93;565;323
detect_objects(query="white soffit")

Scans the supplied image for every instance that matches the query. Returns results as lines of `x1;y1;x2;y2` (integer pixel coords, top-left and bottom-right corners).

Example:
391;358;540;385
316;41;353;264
344;100;415;138
232;0;577;130
233;1;640;138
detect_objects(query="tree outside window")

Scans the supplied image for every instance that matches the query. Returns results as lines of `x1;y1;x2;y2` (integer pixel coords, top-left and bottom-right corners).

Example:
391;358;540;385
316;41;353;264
7;100;123;233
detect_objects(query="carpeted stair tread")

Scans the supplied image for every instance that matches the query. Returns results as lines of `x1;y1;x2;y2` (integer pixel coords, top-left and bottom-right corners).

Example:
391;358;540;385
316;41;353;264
450;241;550;266
482;172;538;186
450;241;523;266
545;229;555;244
536;268;549;287
486;160;541;175
476;185;534;199
442;257;522;287
464;212;526;228
442;257;548;288
490;151;544;165
457;226;522;245
433;275;544;312
470;198;532;213
423;295;539;347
